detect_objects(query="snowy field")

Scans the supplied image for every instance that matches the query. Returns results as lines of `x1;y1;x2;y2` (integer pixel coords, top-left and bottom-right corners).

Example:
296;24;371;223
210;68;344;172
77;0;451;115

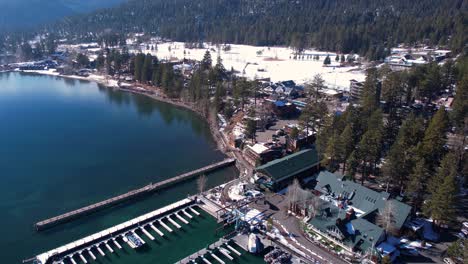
133;42;367;91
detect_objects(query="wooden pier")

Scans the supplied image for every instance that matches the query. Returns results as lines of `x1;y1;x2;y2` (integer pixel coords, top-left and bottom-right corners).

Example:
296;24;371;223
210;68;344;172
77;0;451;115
35;158;236;231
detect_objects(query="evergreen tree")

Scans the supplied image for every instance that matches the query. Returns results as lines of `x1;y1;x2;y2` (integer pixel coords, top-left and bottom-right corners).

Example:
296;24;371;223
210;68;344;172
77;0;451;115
141;54;153;83
381;114;425;191
360;68;380;119
423;152;458;224
340;124;355;174
451;75;468;130
335;54;339;62
96;53;105;70
406;159;429;209
201;50;212;70
213;55;226;82
418;106;449;169
134;53;145;82
323;131;344;171
340;54;346;63
76;53;90;68
355;110;383;184
323;55;331;65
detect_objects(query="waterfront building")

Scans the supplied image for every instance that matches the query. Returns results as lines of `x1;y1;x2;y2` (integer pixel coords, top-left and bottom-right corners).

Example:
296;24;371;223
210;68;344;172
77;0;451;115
254;148;320;190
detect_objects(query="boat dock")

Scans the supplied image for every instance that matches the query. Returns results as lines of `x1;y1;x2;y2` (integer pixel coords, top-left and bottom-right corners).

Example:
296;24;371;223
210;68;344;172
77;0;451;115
35;158;236;231
33;198;207;264
176;238;241;264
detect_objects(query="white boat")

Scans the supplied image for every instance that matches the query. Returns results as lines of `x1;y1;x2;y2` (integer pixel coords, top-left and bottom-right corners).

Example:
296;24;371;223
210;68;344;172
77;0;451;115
248;234;260;253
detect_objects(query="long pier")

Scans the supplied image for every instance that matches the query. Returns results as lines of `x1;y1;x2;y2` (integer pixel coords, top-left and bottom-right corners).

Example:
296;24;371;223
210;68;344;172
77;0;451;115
35;158;236;231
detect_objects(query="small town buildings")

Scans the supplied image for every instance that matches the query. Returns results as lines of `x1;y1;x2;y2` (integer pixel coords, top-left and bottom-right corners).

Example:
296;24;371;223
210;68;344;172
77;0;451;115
286;133;315;152
308;171;412;256
243;143;282;166
254;148;320;190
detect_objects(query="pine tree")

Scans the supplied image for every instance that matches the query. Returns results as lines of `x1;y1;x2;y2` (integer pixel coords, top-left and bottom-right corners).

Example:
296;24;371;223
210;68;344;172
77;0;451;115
418;106;449;169
134;53;145;82
340;124;355;174
323;131;344;171
360;68;380;119
201;50;212;70
451;75;468;130
406;159;429;209
423;152;458;224
141;54;153;83
96;53;105;70
76;53;89;68
381;114;425;191
335;54;339;61
340;54;346;63
323;55;331;65
356;110;383;183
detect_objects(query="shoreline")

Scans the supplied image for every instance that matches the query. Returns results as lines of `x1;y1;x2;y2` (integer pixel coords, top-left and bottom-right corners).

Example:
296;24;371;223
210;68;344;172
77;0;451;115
6;69;236;165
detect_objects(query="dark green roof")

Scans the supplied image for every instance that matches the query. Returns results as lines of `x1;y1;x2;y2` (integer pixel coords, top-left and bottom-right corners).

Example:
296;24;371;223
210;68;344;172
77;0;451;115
255;148;319;182
309;202;384;252
314;170;412;231
315;171;389;213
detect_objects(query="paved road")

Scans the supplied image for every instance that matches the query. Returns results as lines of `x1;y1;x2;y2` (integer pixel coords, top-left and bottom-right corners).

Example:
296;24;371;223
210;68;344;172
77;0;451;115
252;193;349;264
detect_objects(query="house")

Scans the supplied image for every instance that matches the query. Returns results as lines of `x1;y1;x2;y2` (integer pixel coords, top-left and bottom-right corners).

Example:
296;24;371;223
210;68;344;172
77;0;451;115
308;171;412;255
254;148;320;190
272;100;298;118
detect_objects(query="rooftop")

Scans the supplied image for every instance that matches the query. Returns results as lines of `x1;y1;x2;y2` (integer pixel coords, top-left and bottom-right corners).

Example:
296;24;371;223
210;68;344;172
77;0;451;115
255;148;319;182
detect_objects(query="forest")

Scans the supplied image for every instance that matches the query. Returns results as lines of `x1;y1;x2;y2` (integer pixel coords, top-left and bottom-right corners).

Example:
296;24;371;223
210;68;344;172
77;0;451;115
44;0;467;59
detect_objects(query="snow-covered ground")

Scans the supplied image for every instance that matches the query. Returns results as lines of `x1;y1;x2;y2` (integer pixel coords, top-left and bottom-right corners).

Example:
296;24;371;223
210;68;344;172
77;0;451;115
132;42;367;91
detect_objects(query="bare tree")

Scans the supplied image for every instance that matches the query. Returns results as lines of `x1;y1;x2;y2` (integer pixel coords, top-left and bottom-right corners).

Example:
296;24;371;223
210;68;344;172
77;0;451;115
377;200;398;236
286;179;315;215
197;174;208;194
307;196;322;218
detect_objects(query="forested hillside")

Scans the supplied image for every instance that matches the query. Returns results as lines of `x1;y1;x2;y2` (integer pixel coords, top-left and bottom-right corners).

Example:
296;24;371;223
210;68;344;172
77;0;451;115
0;0;126;31
50;0;467;58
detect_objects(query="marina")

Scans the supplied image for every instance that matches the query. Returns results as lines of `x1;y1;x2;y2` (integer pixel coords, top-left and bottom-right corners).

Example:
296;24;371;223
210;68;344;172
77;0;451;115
31;195;266;264
34;198;199;263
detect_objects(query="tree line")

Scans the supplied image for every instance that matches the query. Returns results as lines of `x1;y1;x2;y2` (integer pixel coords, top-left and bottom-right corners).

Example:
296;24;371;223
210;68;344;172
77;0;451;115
41;0;466;60
310;56;468;224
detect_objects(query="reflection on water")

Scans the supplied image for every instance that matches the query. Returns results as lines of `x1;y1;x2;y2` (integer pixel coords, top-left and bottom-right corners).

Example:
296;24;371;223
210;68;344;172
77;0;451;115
0;72;235;263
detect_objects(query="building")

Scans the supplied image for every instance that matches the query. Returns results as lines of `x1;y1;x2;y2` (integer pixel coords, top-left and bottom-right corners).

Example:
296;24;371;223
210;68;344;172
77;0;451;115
254;148;320;190
349;79;364;102
243;143;282;166
308;171;412;255
349;79;381;104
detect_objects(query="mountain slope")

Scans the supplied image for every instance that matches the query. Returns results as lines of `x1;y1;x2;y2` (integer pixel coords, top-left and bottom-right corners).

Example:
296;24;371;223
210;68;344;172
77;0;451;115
0;0;126;31
51;0;467;57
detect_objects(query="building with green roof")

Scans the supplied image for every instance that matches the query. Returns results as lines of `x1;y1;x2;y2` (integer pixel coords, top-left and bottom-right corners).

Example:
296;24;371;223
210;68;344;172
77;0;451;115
308;171;412;254
254;148;320;190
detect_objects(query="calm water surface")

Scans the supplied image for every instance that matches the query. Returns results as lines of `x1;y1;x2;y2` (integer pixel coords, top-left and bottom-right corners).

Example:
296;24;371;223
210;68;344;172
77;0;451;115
0;72;241;263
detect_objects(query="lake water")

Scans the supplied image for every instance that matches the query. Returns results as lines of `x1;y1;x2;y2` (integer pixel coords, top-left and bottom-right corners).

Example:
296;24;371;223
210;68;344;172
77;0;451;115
0;72;240;263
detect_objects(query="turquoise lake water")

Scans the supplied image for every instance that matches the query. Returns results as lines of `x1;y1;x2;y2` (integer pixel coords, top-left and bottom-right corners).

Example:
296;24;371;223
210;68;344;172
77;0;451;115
0;72;247;263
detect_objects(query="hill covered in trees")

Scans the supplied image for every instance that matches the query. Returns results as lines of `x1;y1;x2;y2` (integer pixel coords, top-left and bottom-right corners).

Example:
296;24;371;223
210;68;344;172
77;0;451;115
0;0;126;31
49;0;467;59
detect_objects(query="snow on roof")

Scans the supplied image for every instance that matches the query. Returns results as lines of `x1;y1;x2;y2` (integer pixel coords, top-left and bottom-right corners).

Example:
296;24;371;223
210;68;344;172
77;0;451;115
242;209;264;225
248;144;269;154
